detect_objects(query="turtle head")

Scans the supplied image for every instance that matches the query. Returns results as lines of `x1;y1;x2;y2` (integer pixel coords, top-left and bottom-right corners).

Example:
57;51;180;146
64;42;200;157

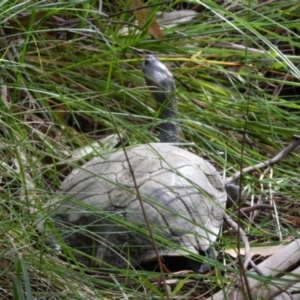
142;55;176;104
142;55;179;143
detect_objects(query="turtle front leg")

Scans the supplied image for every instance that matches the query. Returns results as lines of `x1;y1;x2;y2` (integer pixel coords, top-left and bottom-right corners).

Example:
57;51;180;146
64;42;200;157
185;247;215;274
198;247;215;274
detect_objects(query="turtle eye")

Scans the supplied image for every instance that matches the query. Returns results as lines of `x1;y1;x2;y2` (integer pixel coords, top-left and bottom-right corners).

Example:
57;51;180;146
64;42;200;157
144;57;151;66
144;55;156;66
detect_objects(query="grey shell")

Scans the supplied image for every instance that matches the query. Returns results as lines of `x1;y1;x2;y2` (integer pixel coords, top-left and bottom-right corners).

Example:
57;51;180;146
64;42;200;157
49;143;227;268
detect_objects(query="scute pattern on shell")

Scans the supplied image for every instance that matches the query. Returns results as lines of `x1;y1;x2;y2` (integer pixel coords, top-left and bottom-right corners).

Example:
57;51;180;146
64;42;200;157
50;143;227;268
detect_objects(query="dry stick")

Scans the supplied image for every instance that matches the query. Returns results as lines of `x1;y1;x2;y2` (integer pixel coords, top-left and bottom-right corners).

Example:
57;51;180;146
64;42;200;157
224;212;253;300
248;260;293;300
234;204;289;217
228;135;300;230
224;213;251;271
226;135;300;184
107;107;170;300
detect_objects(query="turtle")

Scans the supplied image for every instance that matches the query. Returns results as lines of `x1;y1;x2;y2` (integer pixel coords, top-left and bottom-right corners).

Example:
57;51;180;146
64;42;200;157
43;55;228;273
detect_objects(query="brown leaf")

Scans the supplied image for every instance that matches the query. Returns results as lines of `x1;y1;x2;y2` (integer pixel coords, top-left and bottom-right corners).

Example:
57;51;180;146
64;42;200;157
131;0;164;39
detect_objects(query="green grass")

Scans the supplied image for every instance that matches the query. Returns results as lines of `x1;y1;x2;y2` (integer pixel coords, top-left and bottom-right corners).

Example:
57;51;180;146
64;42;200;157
1;0;300;299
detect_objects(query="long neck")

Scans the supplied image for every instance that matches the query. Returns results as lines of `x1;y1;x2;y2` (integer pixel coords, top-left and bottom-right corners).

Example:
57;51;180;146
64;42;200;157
158;96;179;143
148;80;179;143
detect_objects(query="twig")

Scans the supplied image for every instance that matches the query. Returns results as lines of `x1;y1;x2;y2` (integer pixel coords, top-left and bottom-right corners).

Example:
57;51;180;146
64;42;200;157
226;135;300;184
234;204;289;217
107;106;170;300
224;212;254;300
248;259;293;300
224;213;251;271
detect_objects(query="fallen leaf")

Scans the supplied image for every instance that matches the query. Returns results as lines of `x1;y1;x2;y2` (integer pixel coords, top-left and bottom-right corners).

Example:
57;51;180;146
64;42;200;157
131;0;164;39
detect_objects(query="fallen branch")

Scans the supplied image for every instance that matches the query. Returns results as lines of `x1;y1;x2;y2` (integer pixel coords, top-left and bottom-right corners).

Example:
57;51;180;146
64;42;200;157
226;135;300;184
224;213;251;271
234;204;289;217
208;239;300;300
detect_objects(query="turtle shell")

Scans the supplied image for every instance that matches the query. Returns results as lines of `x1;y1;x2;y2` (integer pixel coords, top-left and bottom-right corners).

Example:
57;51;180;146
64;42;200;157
49;143;227;269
